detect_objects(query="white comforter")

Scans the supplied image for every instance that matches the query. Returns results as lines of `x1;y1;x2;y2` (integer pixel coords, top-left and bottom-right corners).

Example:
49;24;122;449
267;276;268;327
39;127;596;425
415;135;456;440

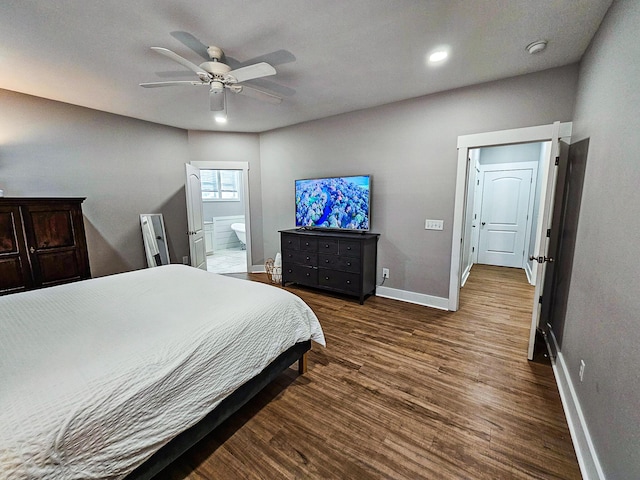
0;265;325;479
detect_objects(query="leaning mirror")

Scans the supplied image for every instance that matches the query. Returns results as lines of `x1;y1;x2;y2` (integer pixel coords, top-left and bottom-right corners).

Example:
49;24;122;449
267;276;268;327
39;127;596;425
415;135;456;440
140;214;170;267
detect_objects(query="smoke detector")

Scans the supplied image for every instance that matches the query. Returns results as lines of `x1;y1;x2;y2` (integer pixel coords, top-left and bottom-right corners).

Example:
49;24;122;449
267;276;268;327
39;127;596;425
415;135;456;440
526;40;548;54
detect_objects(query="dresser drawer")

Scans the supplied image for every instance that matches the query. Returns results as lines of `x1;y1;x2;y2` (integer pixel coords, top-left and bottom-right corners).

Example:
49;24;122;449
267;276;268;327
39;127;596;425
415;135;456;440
299;237;318;253
284;264;317;285
318;268;360;293
285;250;317;267
318;254;360;273
339;239;360;257
282;234;300;251
317;238;339;254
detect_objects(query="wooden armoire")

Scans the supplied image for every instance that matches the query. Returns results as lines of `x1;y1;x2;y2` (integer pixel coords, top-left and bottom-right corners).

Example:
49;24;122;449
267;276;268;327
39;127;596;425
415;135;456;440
0;198;91;295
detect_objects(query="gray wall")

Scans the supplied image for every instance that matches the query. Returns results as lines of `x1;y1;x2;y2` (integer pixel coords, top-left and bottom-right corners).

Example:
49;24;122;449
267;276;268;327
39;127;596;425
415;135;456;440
187;131;264;265
259;65;578;297
561;0;640;477
0;89;190;277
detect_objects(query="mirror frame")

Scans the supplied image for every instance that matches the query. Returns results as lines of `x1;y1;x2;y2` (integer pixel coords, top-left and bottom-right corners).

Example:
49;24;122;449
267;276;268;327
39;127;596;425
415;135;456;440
140;214;170;267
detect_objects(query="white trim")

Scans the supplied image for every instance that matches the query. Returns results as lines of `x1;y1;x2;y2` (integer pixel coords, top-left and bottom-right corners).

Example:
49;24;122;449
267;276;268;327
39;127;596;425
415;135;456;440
191;161;252;273
461;263;472;287
548;331;606;480
251;264;266;273
524;260;534;285
376;286;449;311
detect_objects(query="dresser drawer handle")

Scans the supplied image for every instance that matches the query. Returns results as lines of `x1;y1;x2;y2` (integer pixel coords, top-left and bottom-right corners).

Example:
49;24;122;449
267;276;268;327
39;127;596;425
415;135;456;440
306;256;310;260
346;280;351;284
325;276;330;280
306;272;311;277
346;246;352;250
325;244;330;248
325;259;330;263
305;242;309;246
347;262;351;266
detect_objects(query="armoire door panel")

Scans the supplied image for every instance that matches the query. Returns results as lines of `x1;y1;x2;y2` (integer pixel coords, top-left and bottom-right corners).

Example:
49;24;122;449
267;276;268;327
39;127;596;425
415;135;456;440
29;210;75;248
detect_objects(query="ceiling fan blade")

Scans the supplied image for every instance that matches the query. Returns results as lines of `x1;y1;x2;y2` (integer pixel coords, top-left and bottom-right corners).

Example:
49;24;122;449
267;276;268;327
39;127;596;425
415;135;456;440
170;31;210;60
226;62;276;83
140;81;207;88
243;77;296;97
237;85;282;105
210;89;225;111
225;50;296;69
150;47;210;79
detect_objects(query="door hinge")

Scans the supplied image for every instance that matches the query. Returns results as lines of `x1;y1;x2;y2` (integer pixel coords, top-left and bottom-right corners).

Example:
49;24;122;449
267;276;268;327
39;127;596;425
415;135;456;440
539;295;543;304
477;179;480;186
472;246;475;252
555;156;560;166
546;229;551;237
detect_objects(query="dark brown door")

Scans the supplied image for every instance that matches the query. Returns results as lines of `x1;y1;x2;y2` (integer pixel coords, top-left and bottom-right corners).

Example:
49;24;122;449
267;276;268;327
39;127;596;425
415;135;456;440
21;202;90;288
0;205;33;293
538;138;590;356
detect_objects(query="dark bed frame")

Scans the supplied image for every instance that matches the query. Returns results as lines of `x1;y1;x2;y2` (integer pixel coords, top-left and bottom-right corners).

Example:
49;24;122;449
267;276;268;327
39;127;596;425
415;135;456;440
126;340;311;480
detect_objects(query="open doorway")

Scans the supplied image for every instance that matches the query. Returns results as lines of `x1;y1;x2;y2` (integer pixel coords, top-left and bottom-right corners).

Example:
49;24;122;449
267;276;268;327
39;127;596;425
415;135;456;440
450;122;573;359
191;161;252;274
461;141;550;287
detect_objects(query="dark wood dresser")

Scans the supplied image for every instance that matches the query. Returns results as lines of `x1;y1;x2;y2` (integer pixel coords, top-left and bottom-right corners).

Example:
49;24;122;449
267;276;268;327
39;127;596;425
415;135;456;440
0;198;91;295
280;229;379;304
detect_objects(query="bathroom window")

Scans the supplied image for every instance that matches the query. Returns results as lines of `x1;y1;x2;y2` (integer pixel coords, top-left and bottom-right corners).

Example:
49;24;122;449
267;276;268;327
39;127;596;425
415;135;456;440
201;170;240;201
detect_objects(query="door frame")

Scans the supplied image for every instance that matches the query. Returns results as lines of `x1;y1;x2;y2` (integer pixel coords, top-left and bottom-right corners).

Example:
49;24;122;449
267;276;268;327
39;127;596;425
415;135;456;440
191;161;252;271
476;161;538;269
450;122;572;359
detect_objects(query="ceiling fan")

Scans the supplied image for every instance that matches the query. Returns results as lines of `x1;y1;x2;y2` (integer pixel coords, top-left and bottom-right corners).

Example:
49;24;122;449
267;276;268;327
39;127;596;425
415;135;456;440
140;45;282;113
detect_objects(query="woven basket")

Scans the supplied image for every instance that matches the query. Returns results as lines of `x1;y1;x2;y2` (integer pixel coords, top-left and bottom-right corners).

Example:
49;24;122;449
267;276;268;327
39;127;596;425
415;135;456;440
264;258;282;283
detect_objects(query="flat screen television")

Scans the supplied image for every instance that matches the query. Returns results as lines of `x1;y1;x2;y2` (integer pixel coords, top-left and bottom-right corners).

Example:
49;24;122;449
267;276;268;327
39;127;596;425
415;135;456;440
295;175;371;231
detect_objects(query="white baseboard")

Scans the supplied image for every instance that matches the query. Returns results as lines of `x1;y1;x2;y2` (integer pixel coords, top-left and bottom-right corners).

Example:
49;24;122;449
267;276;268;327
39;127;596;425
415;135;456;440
376;285;449;311
250;264;266;273
524;261;535;285
461;264;472;287
548;331;606;480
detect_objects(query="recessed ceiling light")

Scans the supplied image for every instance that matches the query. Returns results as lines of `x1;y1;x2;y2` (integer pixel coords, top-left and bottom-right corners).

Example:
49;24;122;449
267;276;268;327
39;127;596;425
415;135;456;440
526;40;548;54
214;114;227;124
428;50;448;63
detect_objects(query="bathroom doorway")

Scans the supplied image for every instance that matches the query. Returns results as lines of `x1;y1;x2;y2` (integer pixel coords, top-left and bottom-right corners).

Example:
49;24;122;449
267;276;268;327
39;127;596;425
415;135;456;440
191;161;251;274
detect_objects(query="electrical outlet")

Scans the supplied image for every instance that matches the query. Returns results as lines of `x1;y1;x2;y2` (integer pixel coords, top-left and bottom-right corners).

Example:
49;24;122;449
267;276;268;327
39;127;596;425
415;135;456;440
382;268;390;279
182;255;189;265
579;359;586;382
425;219;444;230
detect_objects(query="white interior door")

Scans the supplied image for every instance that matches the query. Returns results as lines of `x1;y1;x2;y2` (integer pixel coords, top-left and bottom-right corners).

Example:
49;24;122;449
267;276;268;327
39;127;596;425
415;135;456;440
185;164;207;270
527;127;564;358
478;168;533;268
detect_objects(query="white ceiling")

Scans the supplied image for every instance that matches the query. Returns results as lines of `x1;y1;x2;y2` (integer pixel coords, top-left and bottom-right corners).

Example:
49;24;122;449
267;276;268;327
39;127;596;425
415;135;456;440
0;0;612;133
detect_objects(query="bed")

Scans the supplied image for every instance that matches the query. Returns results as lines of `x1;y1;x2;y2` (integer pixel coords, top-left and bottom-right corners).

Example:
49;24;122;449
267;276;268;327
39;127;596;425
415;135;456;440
0;264;325;480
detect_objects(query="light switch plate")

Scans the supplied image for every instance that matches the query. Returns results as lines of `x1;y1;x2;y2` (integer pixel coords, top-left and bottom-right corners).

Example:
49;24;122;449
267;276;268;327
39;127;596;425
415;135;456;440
425;219;444;230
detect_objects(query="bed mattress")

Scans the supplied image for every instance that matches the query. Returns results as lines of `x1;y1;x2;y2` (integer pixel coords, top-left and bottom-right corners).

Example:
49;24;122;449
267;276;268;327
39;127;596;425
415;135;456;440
0;265;325;479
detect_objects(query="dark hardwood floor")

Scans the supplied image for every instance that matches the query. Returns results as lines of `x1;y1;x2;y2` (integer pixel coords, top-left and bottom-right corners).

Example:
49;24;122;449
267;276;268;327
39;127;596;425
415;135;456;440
159;264;580;479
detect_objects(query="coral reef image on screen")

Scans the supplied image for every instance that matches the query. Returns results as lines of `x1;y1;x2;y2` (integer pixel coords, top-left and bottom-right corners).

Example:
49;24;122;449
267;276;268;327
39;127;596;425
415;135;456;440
296;176;370;230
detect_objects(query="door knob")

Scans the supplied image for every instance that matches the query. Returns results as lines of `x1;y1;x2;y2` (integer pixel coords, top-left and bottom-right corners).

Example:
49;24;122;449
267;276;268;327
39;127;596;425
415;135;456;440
530;255;554;263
